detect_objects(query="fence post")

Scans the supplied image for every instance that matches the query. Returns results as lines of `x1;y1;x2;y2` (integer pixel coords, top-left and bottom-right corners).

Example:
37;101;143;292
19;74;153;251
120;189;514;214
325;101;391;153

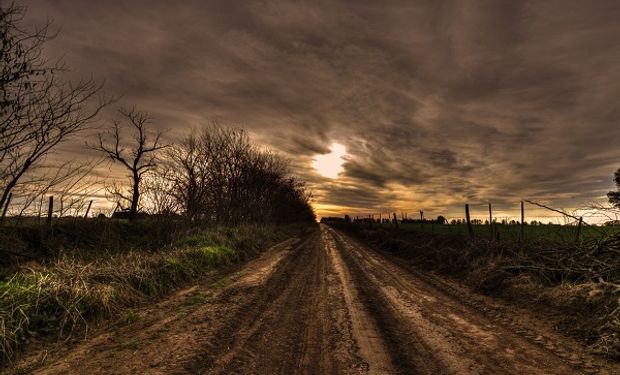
84;200;93;218
488;202;493;238
520;201;525;241
419;210;423;232
575;217;583;243
0;192;12;224
465;204;473;238
47;196;53;226
393;212;398;228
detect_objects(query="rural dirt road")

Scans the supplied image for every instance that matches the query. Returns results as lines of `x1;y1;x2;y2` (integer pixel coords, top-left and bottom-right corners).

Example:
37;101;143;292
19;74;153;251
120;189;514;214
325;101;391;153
10;225;618;374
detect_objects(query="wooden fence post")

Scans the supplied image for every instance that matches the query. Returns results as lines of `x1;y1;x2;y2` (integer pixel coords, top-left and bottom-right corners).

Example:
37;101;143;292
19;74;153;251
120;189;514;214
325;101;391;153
418;210;423;232
520;201;525;241
575;217;583;243
47;196;53;226
465;204;473;238
84;200;93;218
393;212;398;228
488;202;493;238
0;192;12;224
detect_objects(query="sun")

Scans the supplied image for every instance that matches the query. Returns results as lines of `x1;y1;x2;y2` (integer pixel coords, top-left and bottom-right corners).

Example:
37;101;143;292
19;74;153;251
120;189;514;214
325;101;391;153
313;143;347;179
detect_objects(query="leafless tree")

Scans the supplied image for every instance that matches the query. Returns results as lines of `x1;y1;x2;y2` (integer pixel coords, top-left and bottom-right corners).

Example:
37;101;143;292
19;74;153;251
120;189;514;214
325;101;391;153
91;107;167;216
165;124;314;223
141;165;181;215
0;3;111;210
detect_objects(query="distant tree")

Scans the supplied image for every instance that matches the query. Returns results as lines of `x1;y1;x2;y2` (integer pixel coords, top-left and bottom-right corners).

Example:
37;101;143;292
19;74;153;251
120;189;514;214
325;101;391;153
607;168;620;208
436;215;447;224
91;108;167;217
166;124;314;223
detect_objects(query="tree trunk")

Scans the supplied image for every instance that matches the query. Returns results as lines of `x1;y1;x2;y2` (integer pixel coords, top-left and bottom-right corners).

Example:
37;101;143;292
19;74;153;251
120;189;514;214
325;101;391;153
130;172;140;217
0;177;19;211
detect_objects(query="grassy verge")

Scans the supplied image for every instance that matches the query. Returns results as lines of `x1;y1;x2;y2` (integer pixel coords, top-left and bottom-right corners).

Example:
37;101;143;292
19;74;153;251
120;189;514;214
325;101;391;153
329;223;620;360
0;222;310;363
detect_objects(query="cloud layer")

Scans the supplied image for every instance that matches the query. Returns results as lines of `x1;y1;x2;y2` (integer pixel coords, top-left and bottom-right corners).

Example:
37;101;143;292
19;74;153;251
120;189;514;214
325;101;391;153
23;0;620;220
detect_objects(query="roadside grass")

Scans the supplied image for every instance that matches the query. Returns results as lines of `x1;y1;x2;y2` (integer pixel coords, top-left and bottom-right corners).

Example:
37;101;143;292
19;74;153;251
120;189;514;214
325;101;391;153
211;277;230;289
330;223;620;360
185;292;209;307
119;309;141;326
0;222;309;363
117;339;143;351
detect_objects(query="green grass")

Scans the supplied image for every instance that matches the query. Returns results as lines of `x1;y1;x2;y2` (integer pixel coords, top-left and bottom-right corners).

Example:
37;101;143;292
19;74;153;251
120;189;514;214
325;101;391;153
117;338;143;351
119;309;140;325
185;292;209;306
211;277;230;289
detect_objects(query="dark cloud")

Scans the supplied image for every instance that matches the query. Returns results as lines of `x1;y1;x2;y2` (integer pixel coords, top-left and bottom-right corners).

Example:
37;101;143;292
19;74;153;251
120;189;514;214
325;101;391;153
21;0;620;219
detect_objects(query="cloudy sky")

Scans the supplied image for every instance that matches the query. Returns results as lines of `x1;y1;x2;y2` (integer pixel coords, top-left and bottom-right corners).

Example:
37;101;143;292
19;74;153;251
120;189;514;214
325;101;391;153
22;0;620;221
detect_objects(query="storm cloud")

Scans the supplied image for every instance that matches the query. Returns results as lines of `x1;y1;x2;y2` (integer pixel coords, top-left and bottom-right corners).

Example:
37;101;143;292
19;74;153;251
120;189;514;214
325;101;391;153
22;0;620;220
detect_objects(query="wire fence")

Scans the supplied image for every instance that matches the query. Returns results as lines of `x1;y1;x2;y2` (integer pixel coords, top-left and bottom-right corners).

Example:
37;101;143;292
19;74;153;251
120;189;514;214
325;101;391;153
327;201;620;243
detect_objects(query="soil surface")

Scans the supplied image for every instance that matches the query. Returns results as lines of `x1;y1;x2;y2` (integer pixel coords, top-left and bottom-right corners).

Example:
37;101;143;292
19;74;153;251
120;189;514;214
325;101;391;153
7;225;620;374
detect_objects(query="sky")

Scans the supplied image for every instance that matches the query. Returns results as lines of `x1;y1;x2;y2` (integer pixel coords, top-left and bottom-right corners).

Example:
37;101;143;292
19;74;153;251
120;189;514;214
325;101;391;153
20;0;620;222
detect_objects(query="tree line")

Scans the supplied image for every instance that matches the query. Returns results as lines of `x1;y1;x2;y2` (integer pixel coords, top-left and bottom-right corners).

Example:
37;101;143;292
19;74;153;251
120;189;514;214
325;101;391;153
0;3;314;224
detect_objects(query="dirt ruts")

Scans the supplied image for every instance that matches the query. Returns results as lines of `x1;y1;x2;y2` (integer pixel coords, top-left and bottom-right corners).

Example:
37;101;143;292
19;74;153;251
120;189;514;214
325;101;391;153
7;225;619;375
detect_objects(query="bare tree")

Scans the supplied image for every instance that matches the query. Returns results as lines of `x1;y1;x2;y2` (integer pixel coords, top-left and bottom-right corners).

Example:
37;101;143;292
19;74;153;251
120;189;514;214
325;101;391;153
166;124;314;223
91;108;167;216
141;165;181;215
0;3;111;210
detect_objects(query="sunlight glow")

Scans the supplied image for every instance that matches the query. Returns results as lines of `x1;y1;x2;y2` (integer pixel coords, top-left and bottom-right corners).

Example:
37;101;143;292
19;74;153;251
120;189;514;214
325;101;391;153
313;143;347;179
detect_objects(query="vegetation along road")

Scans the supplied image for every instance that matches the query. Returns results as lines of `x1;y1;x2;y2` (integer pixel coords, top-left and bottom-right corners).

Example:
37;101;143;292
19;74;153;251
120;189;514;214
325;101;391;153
11;225;619;375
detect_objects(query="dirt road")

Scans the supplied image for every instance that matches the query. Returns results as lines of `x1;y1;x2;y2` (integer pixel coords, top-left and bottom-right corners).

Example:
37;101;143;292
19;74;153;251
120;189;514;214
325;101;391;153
12;225;618;374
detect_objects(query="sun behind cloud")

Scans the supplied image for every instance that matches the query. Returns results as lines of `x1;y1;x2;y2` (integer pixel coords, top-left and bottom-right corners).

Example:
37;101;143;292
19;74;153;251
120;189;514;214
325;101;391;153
313;143;347;179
